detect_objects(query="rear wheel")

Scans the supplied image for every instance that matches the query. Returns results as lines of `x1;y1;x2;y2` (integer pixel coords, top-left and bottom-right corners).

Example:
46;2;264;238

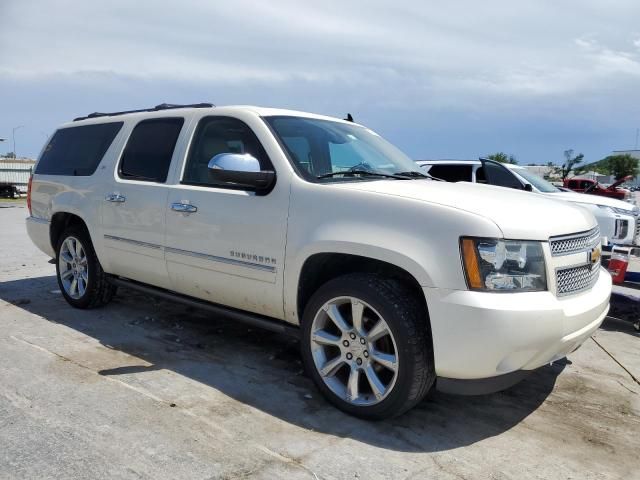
56;226;116;309
301;273;434;419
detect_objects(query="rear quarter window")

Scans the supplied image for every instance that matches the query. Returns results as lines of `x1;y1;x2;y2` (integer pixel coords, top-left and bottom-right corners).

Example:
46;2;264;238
36;122;123;176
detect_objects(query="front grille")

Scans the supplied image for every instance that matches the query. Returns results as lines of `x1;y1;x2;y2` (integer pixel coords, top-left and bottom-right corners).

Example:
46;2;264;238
556;264;600;296
634;216;640;245
549;227;600;256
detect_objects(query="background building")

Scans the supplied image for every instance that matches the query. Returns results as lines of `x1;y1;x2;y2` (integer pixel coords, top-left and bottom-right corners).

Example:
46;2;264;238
0;158;36;194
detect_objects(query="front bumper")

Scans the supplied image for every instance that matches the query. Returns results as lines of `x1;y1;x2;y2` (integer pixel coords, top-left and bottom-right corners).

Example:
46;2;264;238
423;268;611;380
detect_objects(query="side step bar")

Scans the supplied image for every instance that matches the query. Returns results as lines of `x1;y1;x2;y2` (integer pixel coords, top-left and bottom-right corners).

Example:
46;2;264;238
107;276;300;338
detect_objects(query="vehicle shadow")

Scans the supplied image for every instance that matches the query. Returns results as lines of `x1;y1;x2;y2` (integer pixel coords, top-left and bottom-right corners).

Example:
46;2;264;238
0;275;566;453
606;292;640;336
600;316;640;337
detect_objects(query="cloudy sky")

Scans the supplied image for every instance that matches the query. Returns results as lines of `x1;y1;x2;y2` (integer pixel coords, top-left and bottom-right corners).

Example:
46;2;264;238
1;0;640;164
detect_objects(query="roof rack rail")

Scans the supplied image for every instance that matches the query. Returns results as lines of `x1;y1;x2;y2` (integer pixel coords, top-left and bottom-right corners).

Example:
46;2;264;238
73;102;214;122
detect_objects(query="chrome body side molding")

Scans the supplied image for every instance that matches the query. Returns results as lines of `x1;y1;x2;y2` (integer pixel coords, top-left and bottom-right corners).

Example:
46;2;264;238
103;235;276;272
104;234;163;250
165;246;276;273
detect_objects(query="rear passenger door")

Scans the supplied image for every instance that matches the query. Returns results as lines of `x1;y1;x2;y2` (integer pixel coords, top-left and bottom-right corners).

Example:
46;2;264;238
101;117;188;289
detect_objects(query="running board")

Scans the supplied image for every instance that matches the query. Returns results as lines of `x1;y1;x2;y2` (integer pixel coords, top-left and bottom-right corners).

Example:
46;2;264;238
107;276;300;338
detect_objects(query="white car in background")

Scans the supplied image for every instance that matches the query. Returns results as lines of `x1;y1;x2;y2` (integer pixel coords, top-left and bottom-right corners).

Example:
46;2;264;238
417;159;639;247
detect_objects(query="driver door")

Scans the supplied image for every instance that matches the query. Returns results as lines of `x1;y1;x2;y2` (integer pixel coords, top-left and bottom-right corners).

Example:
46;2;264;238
164;115;289;319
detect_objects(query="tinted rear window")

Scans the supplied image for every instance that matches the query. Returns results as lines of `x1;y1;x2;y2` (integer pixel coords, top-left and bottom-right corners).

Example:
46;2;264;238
36;122;123;176
426;164;473;182
119;118;184;182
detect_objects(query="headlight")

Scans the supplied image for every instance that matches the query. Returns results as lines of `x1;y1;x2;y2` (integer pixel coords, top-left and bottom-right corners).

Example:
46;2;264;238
596;205;615;214
460;237;547;292
587;204;634;216
572;202;607;213
610;206;635;215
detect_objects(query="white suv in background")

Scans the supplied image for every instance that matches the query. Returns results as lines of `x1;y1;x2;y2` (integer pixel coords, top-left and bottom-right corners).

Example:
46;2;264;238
26;104;611;419
417;159;639;247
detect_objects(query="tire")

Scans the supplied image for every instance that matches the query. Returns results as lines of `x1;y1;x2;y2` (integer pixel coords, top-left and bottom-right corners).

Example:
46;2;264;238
55;225;116;309
301;273;435;419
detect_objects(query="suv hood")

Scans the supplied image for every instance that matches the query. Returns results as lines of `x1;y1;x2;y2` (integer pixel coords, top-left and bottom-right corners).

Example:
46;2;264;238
336;180;596;240
542;190;636;212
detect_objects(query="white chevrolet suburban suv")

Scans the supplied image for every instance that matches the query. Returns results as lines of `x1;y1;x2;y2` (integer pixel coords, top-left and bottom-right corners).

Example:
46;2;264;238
26;104;612;419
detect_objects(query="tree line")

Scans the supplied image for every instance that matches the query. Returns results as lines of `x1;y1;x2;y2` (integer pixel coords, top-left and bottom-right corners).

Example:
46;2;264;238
485;150;639;181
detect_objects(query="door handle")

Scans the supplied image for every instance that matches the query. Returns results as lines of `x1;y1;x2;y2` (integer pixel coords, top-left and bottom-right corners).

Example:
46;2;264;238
171;203;198;213
105;193;126;203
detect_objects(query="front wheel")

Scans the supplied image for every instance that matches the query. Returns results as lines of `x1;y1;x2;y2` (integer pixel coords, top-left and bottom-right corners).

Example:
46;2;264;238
301;273;435;419
56;226;116;309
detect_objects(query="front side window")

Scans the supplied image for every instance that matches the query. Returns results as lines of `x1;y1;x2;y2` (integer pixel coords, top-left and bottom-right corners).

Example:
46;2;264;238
119;118;184;182
265;116;423;182
182;116;271;187
483;161;523;189
36;122;123;176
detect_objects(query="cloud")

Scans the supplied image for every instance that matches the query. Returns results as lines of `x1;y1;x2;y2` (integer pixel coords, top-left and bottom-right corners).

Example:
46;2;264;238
1;0;640;162
2;1;639;96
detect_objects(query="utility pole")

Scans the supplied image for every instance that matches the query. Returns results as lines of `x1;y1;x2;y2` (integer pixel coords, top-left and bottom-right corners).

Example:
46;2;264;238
12;125;24;159
635;128;639;150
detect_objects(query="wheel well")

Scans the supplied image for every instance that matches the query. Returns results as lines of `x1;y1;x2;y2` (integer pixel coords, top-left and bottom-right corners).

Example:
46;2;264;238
297;253;428;321
50;213;89;251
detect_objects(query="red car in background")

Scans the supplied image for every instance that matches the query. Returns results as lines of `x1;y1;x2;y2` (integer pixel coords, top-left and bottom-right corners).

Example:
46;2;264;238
564;175;633;202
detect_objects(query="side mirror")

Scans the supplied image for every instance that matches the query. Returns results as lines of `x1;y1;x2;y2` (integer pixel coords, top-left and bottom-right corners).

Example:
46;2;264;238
524;183;533;192
207;153;276;194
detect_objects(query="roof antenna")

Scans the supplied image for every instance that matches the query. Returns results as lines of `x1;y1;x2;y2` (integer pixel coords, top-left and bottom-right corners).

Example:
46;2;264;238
345;113;354;122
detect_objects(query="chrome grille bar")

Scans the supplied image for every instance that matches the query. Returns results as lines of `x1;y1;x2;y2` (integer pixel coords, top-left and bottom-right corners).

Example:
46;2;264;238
555;263;600;296
549;227;600;257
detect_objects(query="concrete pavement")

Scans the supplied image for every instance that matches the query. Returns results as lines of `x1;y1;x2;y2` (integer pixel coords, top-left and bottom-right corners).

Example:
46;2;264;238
0;202;638;479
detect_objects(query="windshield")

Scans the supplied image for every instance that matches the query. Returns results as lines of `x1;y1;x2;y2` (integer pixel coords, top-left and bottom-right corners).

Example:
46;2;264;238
265;116;423;182
512;168;560;193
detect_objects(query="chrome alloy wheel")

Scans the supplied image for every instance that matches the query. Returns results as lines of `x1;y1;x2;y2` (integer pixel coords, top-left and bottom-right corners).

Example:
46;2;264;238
310;296;399;406
58;236;88;299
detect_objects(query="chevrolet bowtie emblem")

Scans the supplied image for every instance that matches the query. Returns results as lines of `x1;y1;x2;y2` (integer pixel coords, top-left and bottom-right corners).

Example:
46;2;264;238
588;245;601;265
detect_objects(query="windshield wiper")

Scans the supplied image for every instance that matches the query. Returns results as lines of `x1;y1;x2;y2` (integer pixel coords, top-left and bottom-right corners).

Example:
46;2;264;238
394;171;444;181
317;170;411;180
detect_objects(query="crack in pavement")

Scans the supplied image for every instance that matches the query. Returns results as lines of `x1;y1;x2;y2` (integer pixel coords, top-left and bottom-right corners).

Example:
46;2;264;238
591;336;640;387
